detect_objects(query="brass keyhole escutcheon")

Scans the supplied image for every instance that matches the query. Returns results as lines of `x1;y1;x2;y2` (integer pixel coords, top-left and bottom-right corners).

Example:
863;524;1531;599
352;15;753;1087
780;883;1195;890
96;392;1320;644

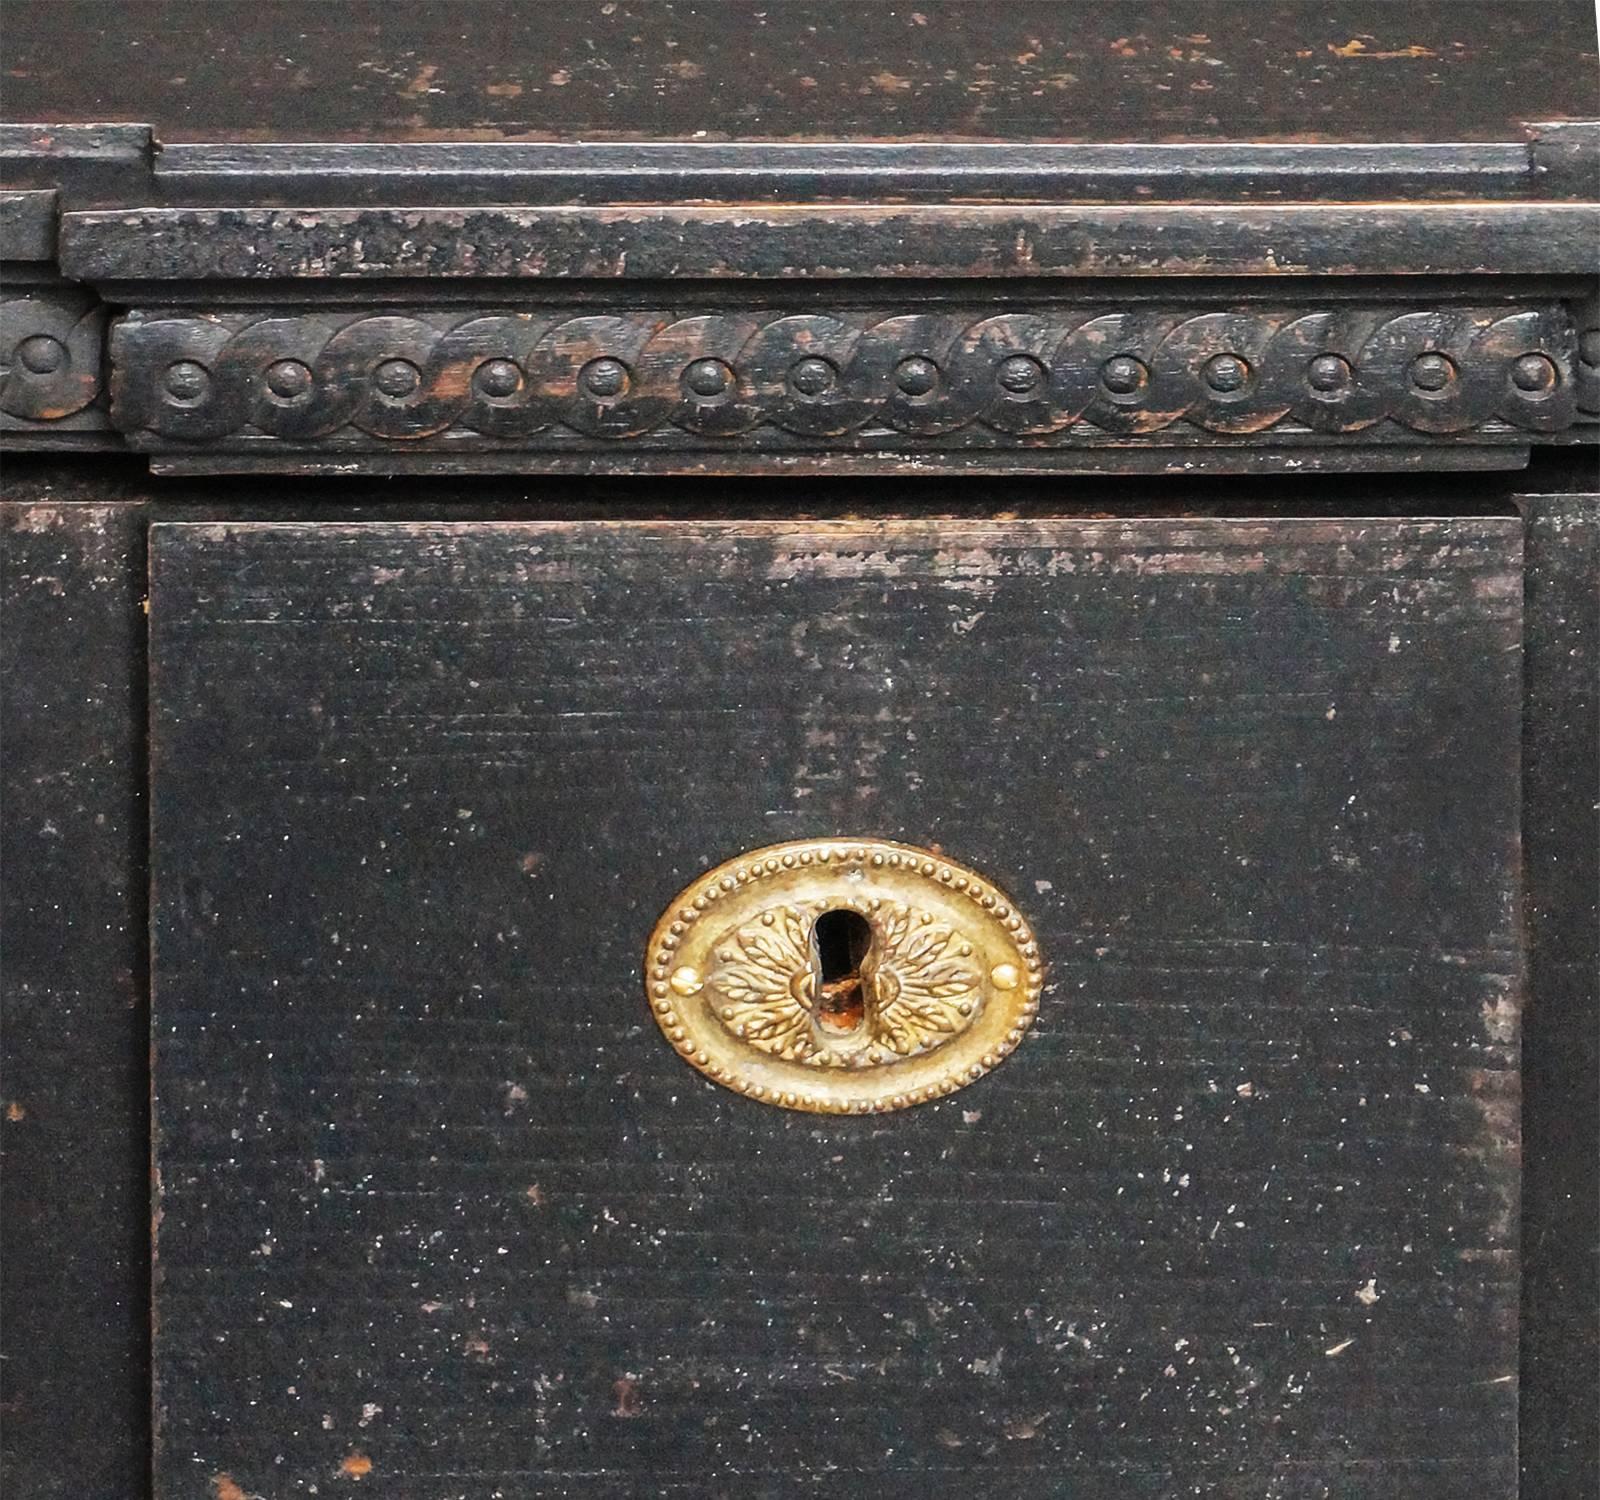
645;839;1044;1113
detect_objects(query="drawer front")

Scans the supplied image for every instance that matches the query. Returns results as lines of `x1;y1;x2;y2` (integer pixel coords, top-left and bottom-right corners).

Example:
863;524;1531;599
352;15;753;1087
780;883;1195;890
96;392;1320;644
148;516;1522;1498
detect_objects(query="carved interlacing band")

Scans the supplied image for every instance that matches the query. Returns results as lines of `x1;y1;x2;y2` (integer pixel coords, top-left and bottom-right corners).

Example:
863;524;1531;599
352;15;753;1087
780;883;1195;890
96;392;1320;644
109;303;1593;446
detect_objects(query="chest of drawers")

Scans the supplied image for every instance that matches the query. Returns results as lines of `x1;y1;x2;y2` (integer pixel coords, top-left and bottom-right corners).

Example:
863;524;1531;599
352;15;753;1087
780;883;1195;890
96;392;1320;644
3;5;1596;1496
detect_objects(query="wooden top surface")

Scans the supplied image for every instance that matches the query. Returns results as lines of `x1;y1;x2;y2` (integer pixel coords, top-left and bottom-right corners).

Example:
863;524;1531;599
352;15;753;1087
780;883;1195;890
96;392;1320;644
4;0;1596;145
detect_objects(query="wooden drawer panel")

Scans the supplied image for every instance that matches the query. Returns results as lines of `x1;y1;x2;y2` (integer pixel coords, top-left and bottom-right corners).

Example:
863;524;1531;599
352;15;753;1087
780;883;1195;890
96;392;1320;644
148;516;1522;1498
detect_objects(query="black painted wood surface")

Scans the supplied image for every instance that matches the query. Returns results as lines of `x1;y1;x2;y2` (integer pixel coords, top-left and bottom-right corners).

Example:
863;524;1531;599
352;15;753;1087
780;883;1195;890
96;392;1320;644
5;1;1596;146
5;8;1592;467
98;297;1587;469
1520;492;1600;1497
149;515;1524;1498
0;494;150;1499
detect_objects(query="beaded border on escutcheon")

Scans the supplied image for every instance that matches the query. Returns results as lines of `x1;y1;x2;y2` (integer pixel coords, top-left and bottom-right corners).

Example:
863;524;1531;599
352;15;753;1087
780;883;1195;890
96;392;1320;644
644;838;1046;1114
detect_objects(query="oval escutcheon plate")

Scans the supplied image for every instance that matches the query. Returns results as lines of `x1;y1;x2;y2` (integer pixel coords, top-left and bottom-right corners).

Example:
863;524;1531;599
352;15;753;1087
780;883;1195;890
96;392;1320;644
644;838;1044;1113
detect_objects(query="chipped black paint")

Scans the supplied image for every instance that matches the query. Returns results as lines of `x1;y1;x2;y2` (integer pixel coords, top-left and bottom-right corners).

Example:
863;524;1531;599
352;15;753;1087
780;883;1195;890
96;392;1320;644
0;494;151;1499
4;2;1597;147
148;515;1523;1497
59;203;1600;283
1519;492;1600;1498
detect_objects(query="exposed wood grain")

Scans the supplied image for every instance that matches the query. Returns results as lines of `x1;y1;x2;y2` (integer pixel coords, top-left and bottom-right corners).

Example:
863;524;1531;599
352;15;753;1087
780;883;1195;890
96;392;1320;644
149;515;1523;1497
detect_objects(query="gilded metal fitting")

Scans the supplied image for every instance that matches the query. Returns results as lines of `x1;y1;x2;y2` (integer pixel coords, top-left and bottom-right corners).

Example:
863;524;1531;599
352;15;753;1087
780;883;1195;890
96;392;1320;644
644;838;1044;1113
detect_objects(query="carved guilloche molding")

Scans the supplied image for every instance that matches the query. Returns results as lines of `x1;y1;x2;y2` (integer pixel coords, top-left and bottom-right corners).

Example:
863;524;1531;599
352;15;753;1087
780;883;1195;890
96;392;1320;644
0;284;108;429
106;301;1586;453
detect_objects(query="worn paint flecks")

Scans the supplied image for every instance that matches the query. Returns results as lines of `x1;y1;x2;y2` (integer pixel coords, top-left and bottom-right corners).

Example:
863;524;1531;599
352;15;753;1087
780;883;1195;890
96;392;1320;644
137;513;1529;1493
1328;38;1440;60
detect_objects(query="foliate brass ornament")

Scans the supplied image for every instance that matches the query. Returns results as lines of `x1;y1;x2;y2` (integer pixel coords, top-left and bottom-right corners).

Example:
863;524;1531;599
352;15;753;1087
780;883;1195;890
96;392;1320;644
644;839;1044;1113
711;900;985;1067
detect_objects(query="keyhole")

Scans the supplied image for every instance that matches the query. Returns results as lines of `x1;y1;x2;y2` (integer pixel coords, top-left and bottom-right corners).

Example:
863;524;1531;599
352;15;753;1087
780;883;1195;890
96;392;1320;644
810;909;873;1034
